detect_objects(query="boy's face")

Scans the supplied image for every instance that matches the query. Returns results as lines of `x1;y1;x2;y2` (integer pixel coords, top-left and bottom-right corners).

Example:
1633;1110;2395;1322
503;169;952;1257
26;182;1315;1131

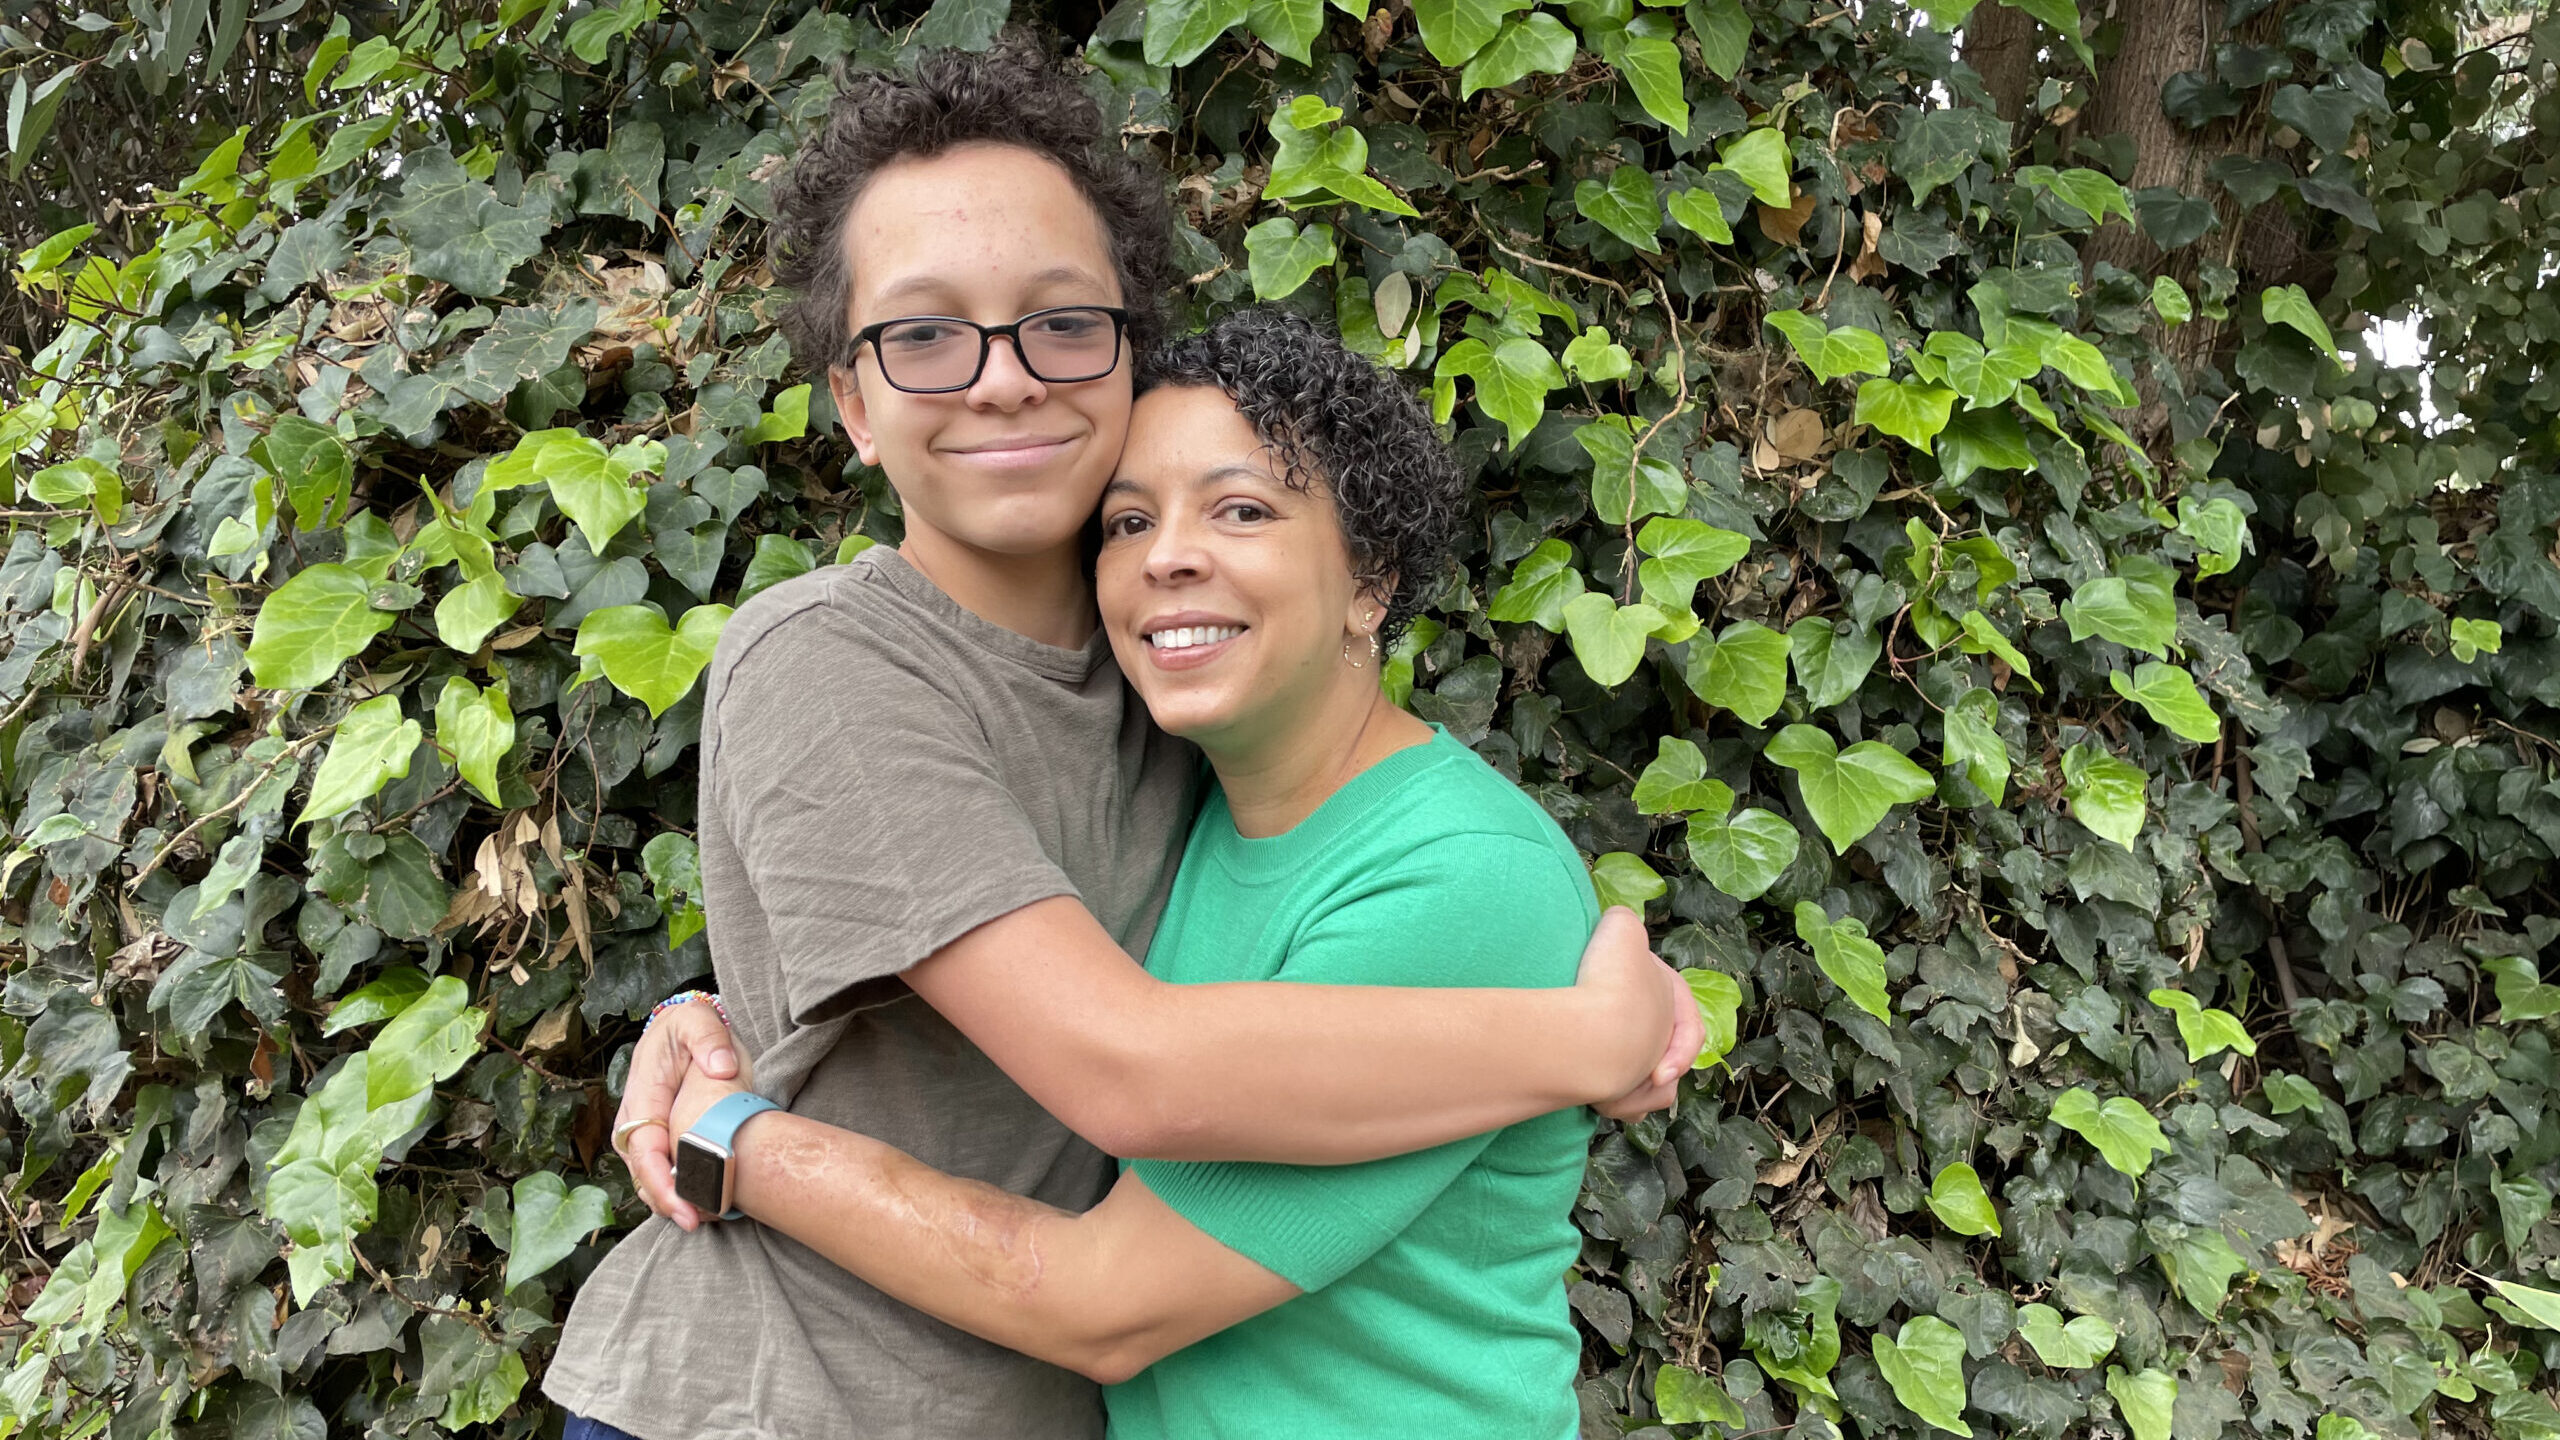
830;143;1133;562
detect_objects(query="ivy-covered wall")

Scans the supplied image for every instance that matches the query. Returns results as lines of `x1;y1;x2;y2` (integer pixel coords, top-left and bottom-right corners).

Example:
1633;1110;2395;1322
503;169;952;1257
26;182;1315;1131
5;1;2560;1438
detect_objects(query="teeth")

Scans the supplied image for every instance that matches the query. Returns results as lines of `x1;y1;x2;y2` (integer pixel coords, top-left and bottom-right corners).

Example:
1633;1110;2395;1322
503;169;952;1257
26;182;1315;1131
1150;625;1243;651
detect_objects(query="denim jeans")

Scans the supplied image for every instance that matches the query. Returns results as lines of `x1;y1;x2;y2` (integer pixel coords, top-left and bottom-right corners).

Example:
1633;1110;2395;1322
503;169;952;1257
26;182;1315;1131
563;1415;644;1440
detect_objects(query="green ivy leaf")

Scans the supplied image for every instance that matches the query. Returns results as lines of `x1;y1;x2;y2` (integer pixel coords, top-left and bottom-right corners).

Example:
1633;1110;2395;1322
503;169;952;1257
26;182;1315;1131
2104;1366;2178;1440
1262;98;1420;215
2060;560;2178;658
1665;185;1733;243
1633;737;1730;814
1458;11;1575;96
1788;618;1881;709
1561;324;1634;382
736;533;815;607
1613;26;1690;134
2489;1279;2560;1330
2042;330;2133;404
2147;988;2256;1061
434;571;521;654
2108;662;2221;742
365;975;485;1111
1941;687;2011;804
1685;0;1750;78
1793;902;1891;1022
27;456;124;524
1563;592;1664;687
572;603;734;718
1872;1315;1972;1436
1765;724;1935;851
1656;1360;1745;1424
1926;1161;2000;1236
1683;619;1789;725
1955;609;2038;689
2450;616;2503;662
1144;0;1249;65
748;383;811;444
1410;0;1530;63
2062;743;2149;849
1244;0;1325;62
1636;517;1750;612
1488;539;1585;630
910;0;1014;51
264;415;353;530
300;695;421;825
2261;282;2342;366
505;1170;614;1291
1590;851;1667;912
2002;0;2094;68
1574;164;1663;253
2176;494;2248;578
2152;275;2193;324
1686;804;1799;902
2152;1222;2246;1316
2020;164;2134;227
1244;217;1337;300
1684;968;1745;1069
1765;311;1891;384
1579;416;1687;525
247;563;402;690
2016;1303;2115;1368
2484;956;2560;1021
1919;330;2042;408
642;831;708;948
2051;1086;2170;1177
1709;126;1792;206
321;967;431;1036
1436;335;1564;448
433;676;515;808
1854;377;1958;452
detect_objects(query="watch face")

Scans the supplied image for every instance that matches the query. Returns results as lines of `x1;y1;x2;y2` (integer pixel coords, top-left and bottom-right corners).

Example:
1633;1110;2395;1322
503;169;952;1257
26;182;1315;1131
674;1137;728;1215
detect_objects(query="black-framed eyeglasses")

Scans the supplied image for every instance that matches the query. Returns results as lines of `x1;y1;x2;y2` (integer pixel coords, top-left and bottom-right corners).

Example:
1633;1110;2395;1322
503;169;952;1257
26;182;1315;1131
852;305;1130;394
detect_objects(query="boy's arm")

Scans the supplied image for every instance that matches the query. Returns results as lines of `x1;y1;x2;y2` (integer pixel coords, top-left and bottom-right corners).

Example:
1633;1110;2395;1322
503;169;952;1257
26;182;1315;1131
615;905;1696;1223
714;1102;1300;1385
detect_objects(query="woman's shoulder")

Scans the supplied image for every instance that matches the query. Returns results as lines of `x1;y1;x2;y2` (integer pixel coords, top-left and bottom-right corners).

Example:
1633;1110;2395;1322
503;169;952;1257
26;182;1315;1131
1362;738;1591;896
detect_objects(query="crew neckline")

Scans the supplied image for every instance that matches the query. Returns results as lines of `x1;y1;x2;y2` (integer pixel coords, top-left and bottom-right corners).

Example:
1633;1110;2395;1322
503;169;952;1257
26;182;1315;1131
1208;727;1463;882
856;545;1110;684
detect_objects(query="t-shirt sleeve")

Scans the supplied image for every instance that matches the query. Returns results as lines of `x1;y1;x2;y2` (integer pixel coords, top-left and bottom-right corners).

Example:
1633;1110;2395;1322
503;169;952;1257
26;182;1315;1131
708;602;1080;1027
1130;830;1597;1292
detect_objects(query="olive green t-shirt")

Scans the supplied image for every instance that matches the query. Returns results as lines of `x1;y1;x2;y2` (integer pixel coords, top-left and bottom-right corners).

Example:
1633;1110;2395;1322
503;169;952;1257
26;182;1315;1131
1105;729;1595;1440
543;547;1195;1440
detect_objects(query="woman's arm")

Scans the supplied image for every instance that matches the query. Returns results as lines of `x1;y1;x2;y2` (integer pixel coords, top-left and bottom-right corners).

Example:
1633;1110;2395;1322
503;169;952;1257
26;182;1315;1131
719;1103;1299;1385
618;905;1696;1221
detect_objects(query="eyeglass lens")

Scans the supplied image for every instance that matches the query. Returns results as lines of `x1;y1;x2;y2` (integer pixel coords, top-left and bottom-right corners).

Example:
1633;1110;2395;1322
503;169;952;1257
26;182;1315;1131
873;308;1121;391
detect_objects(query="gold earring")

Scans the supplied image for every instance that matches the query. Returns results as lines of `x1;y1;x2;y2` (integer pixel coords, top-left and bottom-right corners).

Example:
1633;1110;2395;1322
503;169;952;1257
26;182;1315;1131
1344;637;1368;669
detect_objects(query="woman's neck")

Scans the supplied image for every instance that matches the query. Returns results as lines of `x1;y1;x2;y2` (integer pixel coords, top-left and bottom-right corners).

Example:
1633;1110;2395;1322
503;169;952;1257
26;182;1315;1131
898;529;1098;651
1208;683;1435;839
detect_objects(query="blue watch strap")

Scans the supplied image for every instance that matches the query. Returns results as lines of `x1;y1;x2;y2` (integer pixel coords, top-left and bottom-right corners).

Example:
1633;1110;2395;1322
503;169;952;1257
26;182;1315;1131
688;1091;780;1219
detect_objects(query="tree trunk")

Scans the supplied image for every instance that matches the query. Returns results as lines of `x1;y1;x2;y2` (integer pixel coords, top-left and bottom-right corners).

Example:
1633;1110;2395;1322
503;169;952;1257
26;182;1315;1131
1963;1;2043;124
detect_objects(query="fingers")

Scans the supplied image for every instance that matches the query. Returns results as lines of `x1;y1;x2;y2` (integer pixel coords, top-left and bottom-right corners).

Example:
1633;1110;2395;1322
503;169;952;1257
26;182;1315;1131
1655;962;1704;1086
663;1000;740;1078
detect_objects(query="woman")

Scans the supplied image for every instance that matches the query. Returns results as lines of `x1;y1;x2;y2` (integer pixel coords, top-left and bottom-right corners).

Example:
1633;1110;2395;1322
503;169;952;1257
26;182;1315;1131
666;306;1597;1438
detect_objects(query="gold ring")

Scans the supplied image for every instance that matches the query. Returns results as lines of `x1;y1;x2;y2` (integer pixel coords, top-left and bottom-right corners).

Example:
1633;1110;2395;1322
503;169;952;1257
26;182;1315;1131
612;1116;670;1148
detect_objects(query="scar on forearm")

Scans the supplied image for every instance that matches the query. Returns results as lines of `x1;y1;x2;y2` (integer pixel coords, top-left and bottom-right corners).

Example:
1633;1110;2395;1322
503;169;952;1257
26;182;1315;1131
763;1125;1049;1297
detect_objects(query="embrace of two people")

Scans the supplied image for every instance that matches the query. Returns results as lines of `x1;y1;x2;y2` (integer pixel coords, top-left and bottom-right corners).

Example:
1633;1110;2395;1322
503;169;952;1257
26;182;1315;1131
538;33;1705;1440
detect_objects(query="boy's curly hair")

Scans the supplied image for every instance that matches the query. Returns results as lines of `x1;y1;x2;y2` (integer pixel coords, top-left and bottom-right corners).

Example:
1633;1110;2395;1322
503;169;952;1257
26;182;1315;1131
770;31;1175;373
1138;307;1463;648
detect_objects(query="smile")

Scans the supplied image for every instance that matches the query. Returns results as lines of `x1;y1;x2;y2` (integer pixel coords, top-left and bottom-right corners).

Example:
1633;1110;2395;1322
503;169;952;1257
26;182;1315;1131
1145;625;1246;652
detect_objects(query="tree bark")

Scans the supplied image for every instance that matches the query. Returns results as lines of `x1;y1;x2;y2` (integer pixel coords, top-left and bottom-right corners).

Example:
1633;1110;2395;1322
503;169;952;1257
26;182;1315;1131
1962;1;2043;125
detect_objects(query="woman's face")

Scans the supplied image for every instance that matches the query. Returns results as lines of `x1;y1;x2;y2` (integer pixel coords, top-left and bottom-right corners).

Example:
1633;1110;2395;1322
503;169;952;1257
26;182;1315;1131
829;142;1133;561
1097;386;1379;752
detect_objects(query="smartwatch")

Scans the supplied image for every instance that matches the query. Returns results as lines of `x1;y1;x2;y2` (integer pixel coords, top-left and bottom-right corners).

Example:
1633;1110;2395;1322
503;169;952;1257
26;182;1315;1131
674;1092;780;1221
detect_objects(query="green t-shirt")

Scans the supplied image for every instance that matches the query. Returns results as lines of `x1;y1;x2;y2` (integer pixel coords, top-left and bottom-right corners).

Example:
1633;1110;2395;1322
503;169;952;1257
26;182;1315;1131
1104;728;1597;1440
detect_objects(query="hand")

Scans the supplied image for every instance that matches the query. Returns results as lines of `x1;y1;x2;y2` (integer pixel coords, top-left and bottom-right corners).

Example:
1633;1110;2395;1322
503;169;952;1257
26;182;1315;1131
1595;954;1702;1123
610;997;741;1227
658;1065;755;1231
1572;906;1700;1121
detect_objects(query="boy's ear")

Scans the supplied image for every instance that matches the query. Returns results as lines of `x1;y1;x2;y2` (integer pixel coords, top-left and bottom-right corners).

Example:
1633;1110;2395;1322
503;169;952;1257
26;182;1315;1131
830;363;879;465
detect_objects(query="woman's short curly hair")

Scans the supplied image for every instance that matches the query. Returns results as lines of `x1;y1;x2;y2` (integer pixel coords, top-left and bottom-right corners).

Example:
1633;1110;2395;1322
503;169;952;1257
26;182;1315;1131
771;31;1175;373
1138;307;1463;648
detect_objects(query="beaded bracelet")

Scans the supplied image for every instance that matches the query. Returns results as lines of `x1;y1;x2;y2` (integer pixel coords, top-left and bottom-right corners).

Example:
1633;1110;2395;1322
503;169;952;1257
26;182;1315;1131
644;989;729;1035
